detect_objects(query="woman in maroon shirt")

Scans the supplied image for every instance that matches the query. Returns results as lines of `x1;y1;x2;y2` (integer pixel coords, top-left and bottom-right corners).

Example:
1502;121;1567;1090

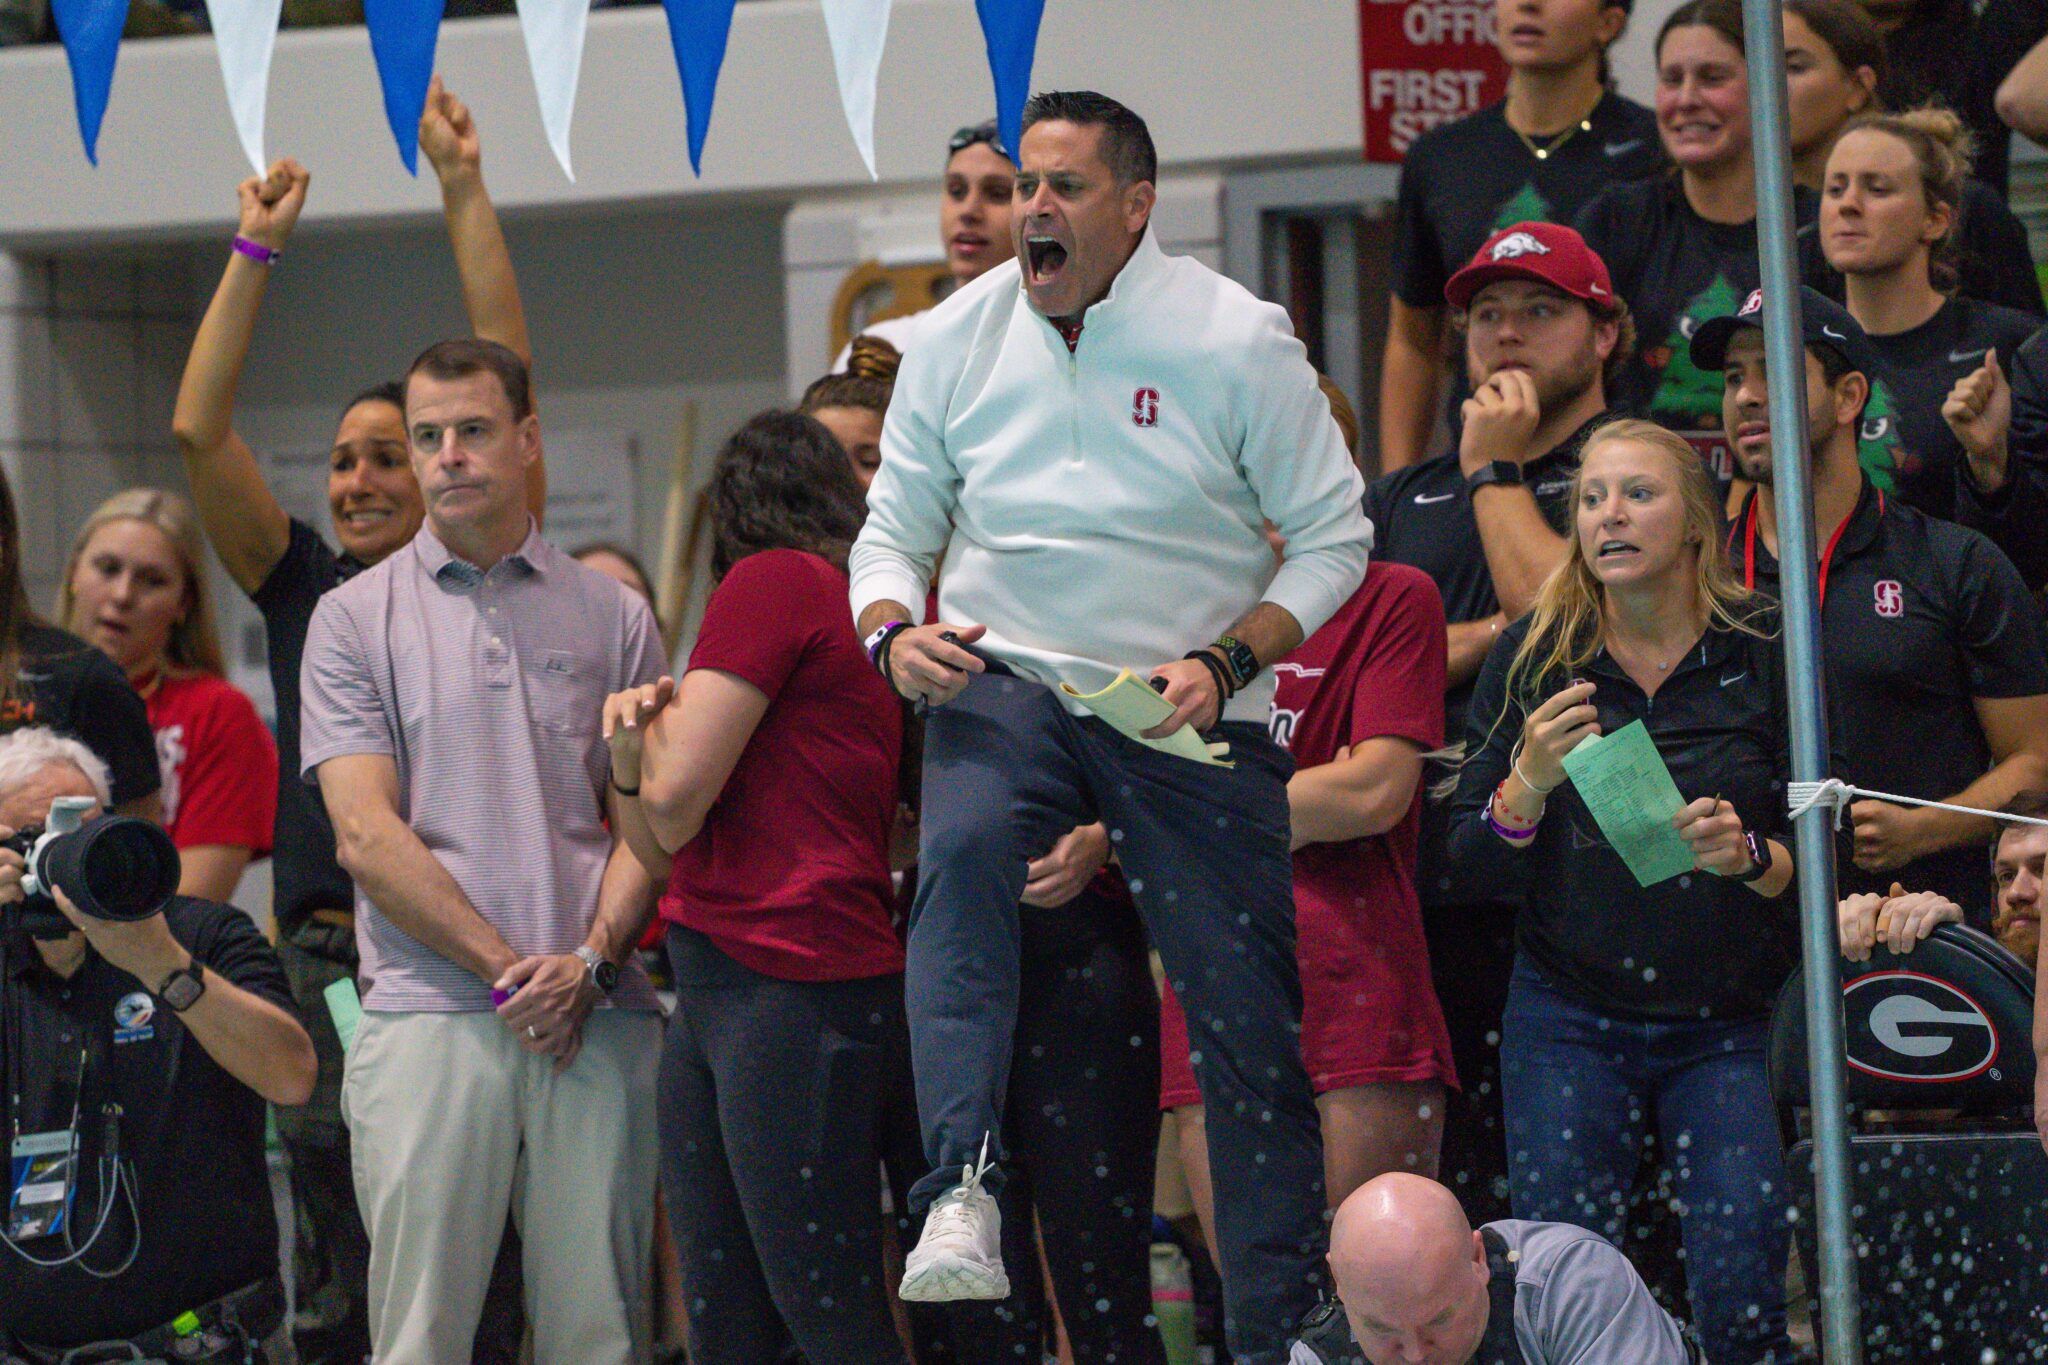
604;411;911;1364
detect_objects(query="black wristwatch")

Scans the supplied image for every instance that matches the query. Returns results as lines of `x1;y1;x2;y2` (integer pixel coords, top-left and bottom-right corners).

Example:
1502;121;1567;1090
156;962;206;1013
1209;635;1262;694
1466;460;1525;491
573;945;620;996
1733;828;1775;883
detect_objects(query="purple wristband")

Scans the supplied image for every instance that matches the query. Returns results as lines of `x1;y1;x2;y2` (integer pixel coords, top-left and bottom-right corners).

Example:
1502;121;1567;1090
232;235;282;265
1483;804;1538;843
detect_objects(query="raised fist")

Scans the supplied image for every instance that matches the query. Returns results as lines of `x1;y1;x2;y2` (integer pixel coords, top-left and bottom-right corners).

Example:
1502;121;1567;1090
235;158;309;252
419;75;482;180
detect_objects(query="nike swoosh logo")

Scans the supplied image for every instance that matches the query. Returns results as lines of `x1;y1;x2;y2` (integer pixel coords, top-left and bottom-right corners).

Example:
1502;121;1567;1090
1720;672;1747;687
1414;491;1457;505
1950;348;1988;365
1822;326;1846;341
1604;139;1644;157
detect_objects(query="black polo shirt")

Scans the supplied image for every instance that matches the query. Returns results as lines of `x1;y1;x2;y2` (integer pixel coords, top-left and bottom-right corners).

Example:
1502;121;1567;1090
0;897;290;1345
5;625;158;810
1734;481;2048;923
249;518;366;940
1448;613;1795;1020
1863;295;2039;540
1575;177;1834;480
1365;414;1593;907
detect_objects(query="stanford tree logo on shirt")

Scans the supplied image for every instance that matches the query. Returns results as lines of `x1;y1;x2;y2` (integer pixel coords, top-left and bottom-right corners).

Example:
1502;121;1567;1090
1647;274;1740;430
1491;183;1552;233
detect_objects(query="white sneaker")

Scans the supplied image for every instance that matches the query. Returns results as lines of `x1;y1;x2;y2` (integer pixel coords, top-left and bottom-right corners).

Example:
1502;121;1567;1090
898;1137;1009;1302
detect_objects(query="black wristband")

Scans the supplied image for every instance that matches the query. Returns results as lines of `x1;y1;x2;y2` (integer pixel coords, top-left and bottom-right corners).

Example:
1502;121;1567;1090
1185;648;1235;701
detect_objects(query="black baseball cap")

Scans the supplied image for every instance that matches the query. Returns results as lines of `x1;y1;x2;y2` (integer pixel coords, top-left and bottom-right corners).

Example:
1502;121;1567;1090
1688;284;1880;379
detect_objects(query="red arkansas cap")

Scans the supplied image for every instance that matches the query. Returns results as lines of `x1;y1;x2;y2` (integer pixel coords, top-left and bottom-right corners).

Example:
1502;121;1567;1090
1443;221;1615;311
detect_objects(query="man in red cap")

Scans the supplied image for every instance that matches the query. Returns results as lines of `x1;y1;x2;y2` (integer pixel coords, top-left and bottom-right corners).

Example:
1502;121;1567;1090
1361;220;1632;1223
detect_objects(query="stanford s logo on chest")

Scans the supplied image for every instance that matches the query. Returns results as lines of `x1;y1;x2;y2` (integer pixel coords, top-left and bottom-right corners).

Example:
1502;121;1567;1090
1873;580;1904;618
1132;388;1160;428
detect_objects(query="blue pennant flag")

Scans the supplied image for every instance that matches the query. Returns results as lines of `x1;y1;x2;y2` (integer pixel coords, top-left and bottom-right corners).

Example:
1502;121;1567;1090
50;0;128;164
974;0;1044;164
660;0;738;176
363;0;444;173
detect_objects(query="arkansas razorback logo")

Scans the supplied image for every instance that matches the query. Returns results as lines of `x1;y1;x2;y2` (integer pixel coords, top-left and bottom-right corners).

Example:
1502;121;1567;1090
1132;387;1160;428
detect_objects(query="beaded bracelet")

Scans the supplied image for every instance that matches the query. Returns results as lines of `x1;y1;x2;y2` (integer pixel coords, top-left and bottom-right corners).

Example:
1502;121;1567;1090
1486;780;1539;842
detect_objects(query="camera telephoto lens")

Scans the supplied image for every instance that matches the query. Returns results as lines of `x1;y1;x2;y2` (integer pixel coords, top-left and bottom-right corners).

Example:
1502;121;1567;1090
40;816;181;922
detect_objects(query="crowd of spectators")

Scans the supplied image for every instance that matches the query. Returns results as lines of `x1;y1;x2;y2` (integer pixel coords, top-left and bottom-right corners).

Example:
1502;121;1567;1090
5;1;2048;1362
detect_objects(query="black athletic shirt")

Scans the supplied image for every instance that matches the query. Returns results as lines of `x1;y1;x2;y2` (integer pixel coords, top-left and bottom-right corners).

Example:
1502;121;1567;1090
1448;613;1796;1021
1994;327;2048;588
1391;92;1665;310
249;518;366;939
1735;481;2048;924
1364;413;1599;908
1575;176;1835;481
0;898;292;1345
4;624;159;810
1958;0;2046;198
1862;295;2039;539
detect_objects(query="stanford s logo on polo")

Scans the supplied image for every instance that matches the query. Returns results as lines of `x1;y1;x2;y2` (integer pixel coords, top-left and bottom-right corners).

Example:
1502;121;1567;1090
1842;971;1998;1082
1873;580;1904;618
1489;231;1550;261
1132;387;1160;428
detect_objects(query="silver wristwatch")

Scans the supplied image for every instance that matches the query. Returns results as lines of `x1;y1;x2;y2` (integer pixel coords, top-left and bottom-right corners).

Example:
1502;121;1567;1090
573;945;619;996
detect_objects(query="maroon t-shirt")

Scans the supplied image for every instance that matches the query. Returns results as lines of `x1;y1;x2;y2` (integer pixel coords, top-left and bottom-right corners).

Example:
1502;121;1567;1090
659;549;906;981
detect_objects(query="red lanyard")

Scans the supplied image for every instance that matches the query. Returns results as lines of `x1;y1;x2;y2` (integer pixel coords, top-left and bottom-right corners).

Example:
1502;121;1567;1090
1740;490;1881;608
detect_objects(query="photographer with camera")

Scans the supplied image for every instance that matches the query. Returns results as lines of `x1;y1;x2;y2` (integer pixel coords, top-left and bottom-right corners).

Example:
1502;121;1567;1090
0;727;314;1363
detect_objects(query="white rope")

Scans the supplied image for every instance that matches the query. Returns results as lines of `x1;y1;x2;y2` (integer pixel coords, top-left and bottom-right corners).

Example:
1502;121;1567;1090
1786;778;2048;830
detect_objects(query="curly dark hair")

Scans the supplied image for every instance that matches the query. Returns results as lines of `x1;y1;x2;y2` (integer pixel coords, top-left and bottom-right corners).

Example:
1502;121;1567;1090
709;411;869;580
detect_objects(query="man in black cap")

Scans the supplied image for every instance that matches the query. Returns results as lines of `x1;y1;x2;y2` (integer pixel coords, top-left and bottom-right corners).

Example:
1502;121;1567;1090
1694;286;2048;925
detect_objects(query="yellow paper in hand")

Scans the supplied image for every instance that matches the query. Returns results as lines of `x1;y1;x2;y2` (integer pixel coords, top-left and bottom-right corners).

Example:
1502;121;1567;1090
1059;670;1234;767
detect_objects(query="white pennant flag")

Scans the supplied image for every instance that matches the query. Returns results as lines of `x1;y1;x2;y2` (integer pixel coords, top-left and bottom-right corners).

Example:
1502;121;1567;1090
821;0;891;179
515;0;590;179
207;0;283;175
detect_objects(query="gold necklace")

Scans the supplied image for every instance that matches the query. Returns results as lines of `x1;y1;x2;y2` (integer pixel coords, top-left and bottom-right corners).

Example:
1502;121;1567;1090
1513;116;1593;162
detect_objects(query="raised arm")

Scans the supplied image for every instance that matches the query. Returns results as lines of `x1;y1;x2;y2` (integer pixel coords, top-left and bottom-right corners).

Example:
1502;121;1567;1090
171;160;305;596
418;77;545;521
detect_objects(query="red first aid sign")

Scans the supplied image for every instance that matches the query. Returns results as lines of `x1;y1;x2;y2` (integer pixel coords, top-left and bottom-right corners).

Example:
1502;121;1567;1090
1359;0;1508;162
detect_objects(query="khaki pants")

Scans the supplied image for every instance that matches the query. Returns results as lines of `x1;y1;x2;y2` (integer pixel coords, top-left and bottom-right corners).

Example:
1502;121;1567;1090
343;1009;661;1365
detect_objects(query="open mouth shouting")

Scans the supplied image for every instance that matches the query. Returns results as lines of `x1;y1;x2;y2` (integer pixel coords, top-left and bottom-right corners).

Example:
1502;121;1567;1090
1024;232;1070;287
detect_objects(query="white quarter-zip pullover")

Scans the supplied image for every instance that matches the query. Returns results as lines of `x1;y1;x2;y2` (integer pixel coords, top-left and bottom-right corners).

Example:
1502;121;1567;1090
849;228;1373;723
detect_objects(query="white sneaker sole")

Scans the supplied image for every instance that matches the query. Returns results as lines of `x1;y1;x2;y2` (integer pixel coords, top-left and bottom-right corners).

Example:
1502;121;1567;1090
897;1257;1012;1302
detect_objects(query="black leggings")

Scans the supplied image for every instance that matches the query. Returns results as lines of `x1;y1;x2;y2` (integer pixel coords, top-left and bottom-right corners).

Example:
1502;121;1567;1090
658;926;910;1365
915;889;1165;1365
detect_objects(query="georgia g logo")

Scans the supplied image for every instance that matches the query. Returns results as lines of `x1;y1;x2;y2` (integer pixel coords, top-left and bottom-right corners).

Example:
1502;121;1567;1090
1843;971;1998;1082
1132;387;1160;428
1489;231;1550;261
1873;580;1904;618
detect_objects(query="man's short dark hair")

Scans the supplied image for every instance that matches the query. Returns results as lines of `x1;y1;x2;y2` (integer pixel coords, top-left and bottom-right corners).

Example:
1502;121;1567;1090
1021;90;1157;186
404;339;534;422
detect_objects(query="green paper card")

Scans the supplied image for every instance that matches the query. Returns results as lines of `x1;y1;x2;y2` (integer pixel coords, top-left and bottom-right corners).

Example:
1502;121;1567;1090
324;977;364;1055
1560;720;1698;888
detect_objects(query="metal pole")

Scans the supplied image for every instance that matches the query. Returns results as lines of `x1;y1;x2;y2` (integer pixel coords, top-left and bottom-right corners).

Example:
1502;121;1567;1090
1738;0;1865;1357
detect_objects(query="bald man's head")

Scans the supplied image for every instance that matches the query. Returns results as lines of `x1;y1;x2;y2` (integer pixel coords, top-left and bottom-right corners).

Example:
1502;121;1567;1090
1329;1174;1493;1364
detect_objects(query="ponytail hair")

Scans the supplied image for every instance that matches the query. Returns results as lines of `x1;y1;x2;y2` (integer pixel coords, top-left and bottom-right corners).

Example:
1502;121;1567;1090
1837;106;1975;292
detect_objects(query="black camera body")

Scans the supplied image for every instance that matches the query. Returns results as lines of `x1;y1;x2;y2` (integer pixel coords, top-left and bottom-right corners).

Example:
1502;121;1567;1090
3;795;181;938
